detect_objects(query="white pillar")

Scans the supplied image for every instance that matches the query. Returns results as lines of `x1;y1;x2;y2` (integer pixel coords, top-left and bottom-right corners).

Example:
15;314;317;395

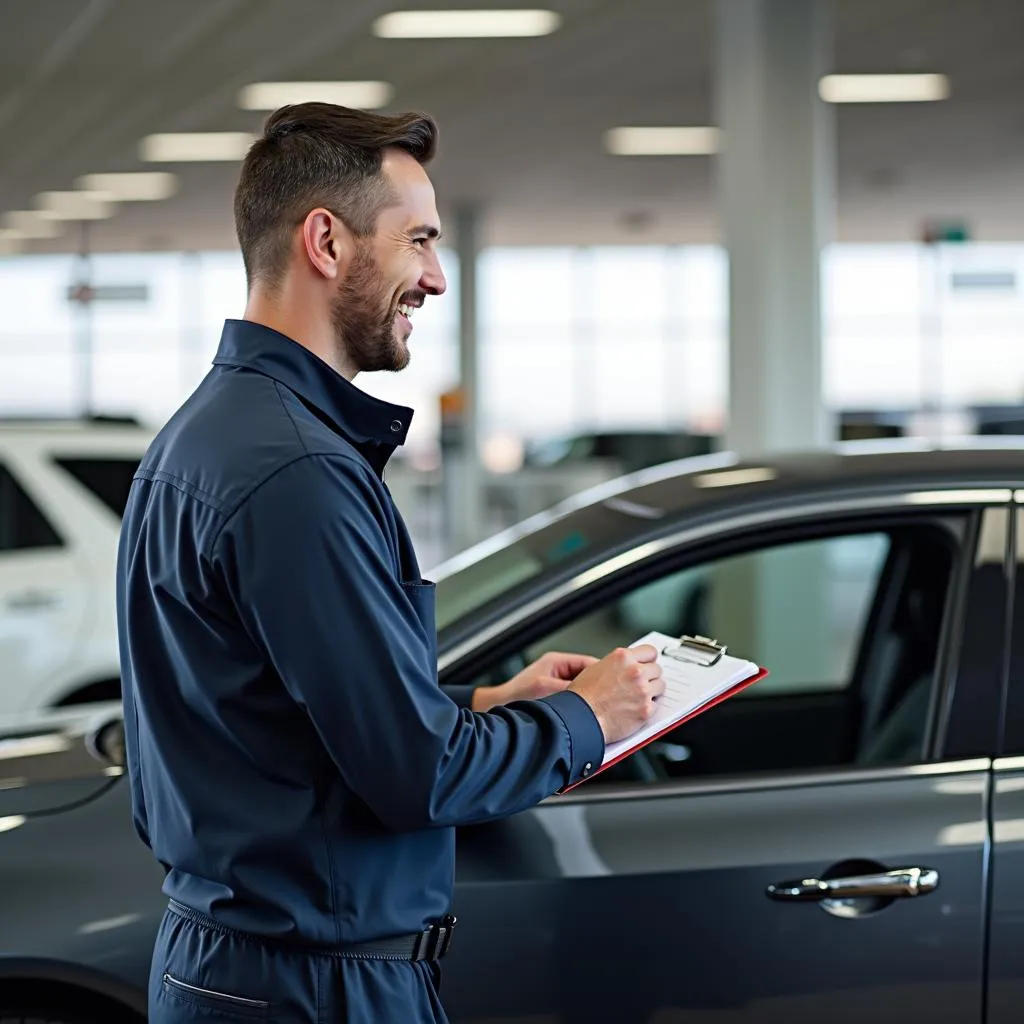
446;204;485;553
715;0;835;456
712;0;836;681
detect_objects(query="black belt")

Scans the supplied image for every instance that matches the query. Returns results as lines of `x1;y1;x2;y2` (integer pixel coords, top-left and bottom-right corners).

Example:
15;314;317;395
166;900;456;962
343;914;457;962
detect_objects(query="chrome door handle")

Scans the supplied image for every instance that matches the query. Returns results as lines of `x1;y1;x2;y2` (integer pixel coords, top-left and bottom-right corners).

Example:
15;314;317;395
767;867;939;901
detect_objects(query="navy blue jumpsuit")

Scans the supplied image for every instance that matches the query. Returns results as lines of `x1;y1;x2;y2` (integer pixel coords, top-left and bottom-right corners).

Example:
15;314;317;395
116;320;604;1023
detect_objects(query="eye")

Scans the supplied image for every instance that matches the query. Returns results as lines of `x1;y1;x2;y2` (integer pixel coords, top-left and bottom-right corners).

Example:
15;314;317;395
412;237;429;247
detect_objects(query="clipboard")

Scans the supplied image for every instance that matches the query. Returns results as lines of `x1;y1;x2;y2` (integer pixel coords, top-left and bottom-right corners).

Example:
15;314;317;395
562;632;769;791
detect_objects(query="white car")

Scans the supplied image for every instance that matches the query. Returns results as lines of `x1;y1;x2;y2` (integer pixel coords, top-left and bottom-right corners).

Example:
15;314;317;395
0;417;153;712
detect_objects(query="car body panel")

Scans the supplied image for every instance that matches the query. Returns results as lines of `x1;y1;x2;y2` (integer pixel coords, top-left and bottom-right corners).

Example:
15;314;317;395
449;763;990;1023
0;422;152;710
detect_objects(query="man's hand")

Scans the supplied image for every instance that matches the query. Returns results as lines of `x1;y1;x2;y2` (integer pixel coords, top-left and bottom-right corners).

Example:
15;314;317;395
471;652;598;712
568;645;665;743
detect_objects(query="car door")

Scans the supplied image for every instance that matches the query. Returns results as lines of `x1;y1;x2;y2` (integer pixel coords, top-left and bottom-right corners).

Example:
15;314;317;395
0;459;87;711
986;495;1024;1024
441;491;1008;1024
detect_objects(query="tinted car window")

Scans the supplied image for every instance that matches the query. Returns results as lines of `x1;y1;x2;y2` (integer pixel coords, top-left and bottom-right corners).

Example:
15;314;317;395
0;464;62;551
465;521;960;782
539;533;890;698
53;457;140;518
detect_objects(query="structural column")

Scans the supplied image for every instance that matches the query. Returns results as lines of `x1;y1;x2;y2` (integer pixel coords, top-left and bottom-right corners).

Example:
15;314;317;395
444;204;485;553
711;0;836;683
715;0;835;456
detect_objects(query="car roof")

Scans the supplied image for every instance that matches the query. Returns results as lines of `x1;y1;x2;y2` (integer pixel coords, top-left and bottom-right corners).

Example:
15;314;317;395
439;437;1024;569
0;416;154;446
432;437;1024;642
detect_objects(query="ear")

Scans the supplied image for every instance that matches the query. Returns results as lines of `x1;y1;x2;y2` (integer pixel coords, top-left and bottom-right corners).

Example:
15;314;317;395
301;208;355;281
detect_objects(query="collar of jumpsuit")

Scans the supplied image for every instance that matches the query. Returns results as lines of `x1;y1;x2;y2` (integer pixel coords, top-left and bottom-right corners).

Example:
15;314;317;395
213;317;414;473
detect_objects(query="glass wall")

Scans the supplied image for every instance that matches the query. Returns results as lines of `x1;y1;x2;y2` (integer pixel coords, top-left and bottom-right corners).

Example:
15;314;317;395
2;242;1023;454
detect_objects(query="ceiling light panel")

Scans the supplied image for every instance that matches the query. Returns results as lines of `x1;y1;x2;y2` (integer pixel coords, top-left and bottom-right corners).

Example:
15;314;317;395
140;132;255;162
36;191;115;220
239;81;393;110
2;212;62;238
818;73;950;103
373;9;561;37
0;230;24;255
76;172;179;201
604;126;721;156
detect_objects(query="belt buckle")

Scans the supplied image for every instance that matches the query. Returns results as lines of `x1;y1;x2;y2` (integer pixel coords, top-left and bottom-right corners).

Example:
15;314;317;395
413;913;457;961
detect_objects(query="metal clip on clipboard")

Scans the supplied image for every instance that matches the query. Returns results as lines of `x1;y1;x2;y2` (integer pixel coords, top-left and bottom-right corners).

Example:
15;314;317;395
662;634;728;667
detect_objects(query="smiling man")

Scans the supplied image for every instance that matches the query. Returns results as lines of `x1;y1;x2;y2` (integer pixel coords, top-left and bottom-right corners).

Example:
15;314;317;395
115;103;663;1024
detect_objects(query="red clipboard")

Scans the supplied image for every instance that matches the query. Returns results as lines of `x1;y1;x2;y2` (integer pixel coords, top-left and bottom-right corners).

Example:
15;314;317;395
562;664;770;792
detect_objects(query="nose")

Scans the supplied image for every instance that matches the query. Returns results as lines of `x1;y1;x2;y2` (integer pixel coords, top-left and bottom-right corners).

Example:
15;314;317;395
420;250;447;297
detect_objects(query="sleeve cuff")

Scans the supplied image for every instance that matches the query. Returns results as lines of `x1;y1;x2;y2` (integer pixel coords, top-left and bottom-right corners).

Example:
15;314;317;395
540;690;605;789
442;683;479;710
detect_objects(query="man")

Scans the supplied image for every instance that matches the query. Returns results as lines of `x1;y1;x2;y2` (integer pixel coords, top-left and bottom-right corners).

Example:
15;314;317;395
116;102;664;1024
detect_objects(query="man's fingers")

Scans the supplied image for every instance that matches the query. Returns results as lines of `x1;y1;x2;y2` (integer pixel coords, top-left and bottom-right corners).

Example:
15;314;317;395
547;652;599;679
647;672;667;700
629;643;660;663
532;675;572;695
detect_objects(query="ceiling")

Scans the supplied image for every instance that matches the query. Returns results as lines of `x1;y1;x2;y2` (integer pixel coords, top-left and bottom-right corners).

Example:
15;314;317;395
2;0;1024;255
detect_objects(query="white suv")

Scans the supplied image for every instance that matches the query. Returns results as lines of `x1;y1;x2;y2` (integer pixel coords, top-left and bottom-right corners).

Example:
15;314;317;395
0;417;153;712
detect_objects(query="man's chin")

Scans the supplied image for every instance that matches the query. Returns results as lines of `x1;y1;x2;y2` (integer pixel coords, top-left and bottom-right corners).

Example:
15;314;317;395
391;328;411;365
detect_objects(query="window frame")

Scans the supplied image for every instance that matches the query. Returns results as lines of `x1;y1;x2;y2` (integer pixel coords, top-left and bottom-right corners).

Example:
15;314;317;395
0;460;64;552
440;492;1008;792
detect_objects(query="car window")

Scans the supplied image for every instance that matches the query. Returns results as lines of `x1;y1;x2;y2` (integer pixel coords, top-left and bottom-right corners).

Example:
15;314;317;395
53;457;140;518
0;463;62;551
535;534;890;699
464;522;960;783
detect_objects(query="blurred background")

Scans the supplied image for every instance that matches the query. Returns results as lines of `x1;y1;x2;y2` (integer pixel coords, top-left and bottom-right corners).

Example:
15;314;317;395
3;0;1024;566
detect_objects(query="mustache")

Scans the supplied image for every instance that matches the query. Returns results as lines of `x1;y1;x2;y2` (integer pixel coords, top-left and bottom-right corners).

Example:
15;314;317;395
398;291;426;306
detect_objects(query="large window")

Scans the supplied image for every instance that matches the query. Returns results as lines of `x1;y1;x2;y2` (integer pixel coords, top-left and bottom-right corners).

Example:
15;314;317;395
2;241;1024;454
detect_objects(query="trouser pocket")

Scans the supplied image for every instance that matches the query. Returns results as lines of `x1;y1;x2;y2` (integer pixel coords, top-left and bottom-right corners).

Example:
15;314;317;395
162;973;270;1018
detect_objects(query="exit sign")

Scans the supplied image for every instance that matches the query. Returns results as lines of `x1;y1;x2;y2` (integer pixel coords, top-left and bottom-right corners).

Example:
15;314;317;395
922;220;970;244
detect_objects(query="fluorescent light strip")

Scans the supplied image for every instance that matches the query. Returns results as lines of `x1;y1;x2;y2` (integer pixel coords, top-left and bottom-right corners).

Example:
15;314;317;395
373;9;560;37
2;211;62;238
239;81;393;110
604;126;720;156
76;172;179;201
0;230;23;255
819;73;950;103
140;132;255;162
36;191;115;220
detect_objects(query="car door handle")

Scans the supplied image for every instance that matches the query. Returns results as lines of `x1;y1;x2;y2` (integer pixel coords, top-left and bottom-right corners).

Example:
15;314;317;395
767;867;939;901
4;590;60;611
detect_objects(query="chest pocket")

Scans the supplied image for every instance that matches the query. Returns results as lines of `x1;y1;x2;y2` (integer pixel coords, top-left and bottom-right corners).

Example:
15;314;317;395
401;579;438;664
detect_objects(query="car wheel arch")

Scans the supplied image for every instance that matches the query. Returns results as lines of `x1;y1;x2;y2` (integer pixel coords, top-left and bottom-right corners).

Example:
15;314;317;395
0;956;145;1022
51;677;121;708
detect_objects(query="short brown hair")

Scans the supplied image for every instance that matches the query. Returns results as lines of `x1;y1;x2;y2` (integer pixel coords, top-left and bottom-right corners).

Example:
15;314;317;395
234;102;437;288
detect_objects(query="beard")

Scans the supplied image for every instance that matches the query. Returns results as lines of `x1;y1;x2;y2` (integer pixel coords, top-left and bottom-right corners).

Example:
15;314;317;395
330;243;409;374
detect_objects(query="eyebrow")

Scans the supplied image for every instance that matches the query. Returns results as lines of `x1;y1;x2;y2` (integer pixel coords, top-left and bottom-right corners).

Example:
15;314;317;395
409;224;443;241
